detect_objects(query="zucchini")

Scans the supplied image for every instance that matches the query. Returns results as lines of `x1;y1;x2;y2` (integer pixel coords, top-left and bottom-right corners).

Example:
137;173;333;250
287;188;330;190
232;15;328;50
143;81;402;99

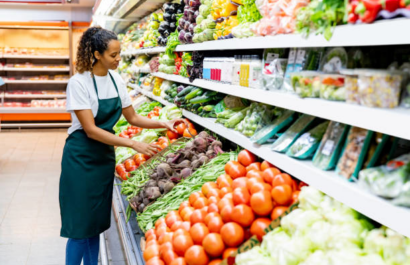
171;91;178;98
189;91;220;104
176;86;195;97
185;88;203;100
203;105;215;112
192;103;201;110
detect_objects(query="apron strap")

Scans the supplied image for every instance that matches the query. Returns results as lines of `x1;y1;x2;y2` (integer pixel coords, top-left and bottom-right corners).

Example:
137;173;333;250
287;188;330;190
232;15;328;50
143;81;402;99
91;72;120;99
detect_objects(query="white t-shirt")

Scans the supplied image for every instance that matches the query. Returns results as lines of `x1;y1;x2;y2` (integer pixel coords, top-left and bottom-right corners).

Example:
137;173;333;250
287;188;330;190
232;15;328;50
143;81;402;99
66;70;132;134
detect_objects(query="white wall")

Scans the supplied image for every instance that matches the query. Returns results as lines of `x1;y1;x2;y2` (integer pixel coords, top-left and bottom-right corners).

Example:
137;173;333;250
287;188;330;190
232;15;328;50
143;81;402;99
0;5;93;22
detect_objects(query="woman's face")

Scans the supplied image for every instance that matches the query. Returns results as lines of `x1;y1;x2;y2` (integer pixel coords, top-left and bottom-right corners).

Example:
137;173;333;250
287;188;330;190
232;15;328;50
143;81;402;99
95;39;121;70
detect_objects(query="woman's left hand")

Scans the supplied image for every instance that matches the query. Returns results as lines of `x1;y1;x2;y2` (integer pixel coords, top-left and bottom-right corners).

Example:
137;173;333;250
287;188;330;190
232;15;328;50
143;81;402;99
163;119;189;133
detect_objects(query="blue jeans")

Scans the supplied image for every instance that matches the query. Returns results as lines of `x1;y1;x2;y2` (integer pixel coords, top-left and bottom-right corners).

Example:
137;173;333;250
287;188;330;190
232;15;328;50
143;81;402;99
66;235;100;265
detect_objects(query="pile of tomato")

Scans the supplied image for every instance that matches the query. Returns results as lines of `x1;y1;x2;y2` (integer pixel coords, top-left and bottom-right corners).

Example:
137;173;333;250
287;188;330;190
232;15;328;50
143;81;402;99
142;150;306;265
119;126;143;139
147;106;162;119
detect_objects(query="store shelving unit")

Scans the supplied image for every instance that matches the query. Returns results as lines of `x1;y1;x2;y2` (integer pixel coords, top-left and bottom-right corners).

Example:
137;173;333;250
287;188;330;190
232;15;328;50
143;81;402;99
3;66;70;72
3;94;66;99
129;82;410;238
2;55;70;59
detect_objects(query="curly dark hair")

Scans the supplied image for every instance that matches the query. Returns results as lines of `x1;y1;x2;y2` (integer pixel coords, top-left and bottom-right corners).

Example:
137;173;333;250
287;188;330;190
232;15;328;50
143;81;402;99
76;26;118;73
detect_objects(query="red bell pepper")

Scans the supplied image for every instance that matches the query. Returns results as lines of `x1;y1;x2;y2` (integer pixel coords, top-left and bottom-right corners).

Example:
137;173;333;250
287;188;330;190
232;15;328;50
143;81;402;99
355;0;382;23
348;0;360;23
381;0;400;12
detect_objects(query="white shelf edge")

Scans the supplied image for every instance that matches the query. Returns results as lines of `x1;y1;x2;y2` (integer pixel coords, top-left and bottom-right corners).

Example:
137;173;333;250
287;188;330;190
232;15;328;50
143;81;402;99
4;94;66;99
4;80;69;84
128;83;410;238
1;55;69;59
0;107;67;113
3;67;70;72
152;72;410;141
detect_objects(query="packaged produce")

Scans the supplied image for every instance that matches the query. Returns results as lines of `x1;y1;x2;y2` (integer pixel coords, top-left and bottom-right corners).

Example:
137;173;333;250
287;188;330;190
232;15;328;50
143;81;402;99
290;71;321;98
363;133;389;168
287;121;329;159
341;69;360;104
319;47;348;73
313;121;350;170
358;153;410;200
400;63;410;108
271;114;317;153
261;48;288;90
250;109;297;144
235;103;274;137
358;69;403;108
319;74;346;101
214;95;250;113
336;127;374;180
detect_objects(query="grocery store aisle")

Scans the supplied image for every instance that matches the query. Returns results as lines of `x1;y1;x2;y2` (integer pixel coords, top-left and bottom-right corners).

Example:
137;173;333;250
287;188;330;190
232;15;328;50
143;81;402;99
0;130;127;265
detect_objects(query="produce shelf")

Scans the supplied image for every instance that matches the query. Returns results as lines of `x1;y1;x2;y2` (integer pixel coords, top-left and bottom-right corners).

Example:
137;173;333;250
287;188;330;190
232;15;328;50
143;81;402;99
152;72;410;141
130;81;410;238
3;66;70;72
122;19;410;56
128;83;169;106
4;94;66;99
4;80;69;84
2;55;70;59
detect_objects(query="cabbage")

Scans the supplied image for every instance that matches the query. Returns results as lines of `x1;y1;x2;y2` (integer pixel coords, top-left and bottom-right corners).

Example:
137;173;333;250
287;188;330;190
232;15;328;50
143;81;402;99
326;249;364;265
360;254;387;265
133;129;158;144
235;246;276;265
299;251;330;265
298;186;324;211
159;104;182;121
306;221;332;250
280;209;323;235
326;221;368;250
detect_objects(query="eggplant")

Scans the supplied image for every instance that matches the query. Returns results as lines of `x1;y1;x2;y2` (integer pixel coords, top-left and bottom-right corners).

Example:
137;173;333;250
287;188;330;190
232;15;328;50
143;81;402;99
158;25;166;34
184;32;193;43
163;29;170;37
176;8;184;14
168;4;176;13
171;13;177;22
183;21;190;31
163;13;172;22
162;21;170;29
216;17;225;23
178;30;186;42
184;7;189;17
189;0;201;8
184;0;189;5
177;26;182;32
188;23;196;35
179;18;186;29
170;22;176;32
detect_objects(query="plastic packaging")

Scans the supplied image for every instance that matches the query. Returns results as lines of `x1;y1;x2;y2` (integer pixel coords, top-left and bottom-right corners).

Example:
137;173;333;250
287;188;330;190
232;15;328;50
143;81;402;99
319;47;348;73
357;70;403;108
290;71;321;98
319;74;346;101
358;153;410;199
286;121;329;159
336;127;374;180
312;121;350;170
400;63;410;108
250;109;297;145
232;55;242;86
249;55;263;89
271;114;317;153
341;69;359;104
261;58;288;91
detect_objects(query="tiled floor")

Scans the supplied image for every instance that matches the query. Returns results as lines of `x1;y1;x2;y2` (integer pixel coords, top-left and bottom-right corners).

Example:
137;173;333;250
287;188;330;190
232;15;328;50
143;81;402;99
0;130;127;265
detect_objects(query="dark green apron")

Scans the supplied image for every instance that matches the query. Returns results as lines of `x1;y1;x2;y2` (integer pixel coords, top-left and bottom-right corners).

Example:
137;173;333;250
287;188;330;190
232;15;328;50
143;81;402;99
59;72;122;239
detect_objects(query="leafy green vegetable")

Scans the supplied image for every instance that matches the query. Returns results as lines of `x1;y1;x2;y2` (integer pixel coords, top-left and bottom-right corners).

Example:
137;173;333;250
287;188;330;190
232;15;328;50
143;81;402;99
238;0;262;24
165;14;183;58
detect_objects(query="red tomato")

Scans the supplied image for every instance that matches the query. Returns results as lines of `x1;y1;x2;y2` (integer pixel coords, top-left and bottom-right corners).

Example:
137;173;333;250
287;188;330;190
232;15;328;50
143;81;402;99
250;218;271;241
260;161;274;171
272;174;294;188
231;204;255;227
217;174;233;189
246;162;261;172
189;192;204;206
162;250;178;265
220;223;245;247
159;232;174;245
204;212;220;226
190;223;209;245
159;241;173;255
174;228;190;238
225;161;247;179
179;202;191;215
207;216;224;233
220;187;232;197
173;234;194;256
237;150;256;167
145;229;155;238
206;189;221;199
222;248;237;259
292;190;300;204
146;257;165;265
207;203;219;213
146;234;157;242
202;233;225;257
262;168;281;184
271;206;288;220
124;159;137;172
115;164;126;175
250;191;274;216
166;215;182;229
271;184;293;206
180;221;191;232
201;182;218;197
190;209;207;224
217;198;233;212
167;130;179;140
220;205;233;223
246;177;264;191
156;226;170;238
155;218;166;229
246;170;264;180
208;196;220;205
175;123;187;135
232;187;251;206
134;154;147;166
209;259;222;265
299;181;309;190
184;246;209;265
119;131;130;138
144;244;160;261
232;177;248;190
183;128;198;138
193;197;209;209
169;258;186;265
146;240;159;248
180;207;194;222
120;172;130;181
250;182;272;194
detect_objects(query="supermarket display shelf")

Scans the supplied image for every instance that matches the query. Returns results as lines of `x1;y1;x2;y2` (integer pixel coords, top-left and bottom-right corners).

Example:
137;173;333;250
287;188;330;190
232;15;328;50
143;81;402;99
1;55;70;59
129;82;410;238
152;72;410;141
3;94;66;99
128;83;168;105
0;108;66;113
0;122;71;128
3;66;70;72
4;80;68;84
122;19;410;56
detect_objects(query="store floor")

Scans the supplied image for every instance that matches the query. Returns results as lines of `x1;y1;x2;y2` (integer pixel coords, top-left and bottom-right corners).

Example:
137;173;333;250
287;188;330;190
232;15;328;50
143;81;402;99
0;130;127;265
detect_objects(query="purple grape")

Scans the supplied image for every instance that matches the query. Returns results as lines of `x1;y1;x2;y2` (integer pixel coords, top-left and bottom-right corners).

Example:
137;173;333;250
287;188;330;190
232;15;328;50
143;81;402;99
179;30;186;42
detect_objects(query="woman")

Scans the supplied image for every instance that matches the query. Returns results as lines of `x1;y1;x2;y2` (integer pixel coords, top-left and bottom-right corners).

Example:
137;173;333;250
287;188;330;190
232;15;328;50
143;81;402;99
60;26;184;265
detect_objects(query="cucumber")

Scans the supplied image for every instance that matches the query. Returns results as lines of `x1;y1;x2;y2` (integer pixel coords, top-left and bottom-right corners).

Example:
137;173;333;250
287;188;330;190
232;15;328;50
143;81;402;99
185;88;203;100
171;91;178;98
203;105;215;112
176;86;195;97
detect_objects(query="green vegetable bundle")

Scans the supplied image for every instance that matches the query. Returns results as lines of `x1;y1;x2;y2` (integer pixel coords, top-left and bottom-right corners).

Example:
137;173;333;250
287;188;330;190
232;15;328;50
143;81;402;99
136;151;239;232
238;0;262;24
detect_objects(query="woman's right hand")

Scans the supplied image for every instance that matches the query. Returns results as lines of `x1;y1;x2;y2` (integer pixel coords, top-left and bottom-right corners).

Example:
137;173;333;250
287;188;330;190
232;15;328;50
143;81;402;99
130;141;159;157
